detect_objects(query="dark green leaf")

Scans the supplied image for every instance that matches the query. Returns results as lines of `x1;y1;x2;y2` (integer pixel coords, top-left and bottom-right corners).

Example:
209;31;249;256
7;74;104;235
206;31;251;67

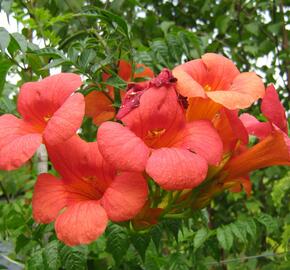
0;55;12;94
106;224;129;265
131;233;150;261
60;244;88;270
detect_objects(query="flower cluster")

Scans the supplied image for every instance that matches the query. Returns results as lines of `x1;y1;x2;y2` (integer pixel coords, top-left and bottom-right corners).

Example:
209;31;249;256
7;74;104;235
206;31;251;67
0;54;289;246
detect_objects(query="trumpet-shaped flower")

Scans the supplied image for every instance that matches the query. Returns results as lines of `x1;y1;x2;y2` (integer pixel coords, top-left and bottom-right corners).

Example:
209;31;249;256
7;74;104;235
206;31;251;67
85;60;154;125
0;73;84;170
220;85;290;192
32;135;148;246
173;53;265;121
97;69;223;190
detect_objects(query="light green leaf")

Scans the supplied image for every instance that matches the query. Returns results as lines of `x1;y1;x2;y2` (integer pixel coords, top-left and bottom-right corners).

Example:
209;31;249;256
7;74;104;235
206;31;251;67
194;227;209;250
256;213;278;234
10;32;27;52
43;240;61;270
216;226;233;251
0;27;10;53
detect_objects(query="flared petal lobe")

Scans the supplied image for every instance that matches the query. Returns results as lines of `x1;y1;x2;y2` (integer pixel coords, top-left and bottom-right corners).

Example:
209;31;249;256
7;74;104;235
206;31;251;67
201;53;240;90
43;93;85;145
261;84;288;133
32;173;67;224
55;201;108;246
172;120;223;165
18;73;82;126
0;114;42;170
206;72;264;109
146;148;208;190
239;113;272;139
97;121;150;172
101;172;148;221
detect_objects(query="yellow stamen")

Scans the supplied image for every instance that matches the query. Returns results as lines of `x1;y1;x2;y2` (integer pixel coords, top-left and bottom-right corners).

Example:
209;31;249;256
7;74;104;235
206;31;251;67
147;128;166;138
204;84;212;92
44;115;51;122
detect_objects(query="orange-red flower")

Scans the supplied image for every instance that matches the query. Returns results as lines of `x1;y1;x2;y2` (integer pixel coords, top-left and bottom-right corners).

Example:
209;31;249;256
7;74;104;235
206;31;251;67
173;53;265;121
32;135;148;246
220;85;290;192
97;69;223;190
0;73;84;170
85;60;154;125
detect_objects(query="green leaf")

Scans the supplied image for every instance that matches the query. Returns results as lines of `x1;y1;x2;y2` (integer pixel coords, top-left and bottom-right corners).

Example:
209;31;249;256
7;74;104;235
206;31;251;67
41;58;72;70
150;224;163;250
31;48;66;59
216;16;231;34
160;21;175;35
79;49;96;69
167;253;190;270
216;226;233;251
1;0;13;13
10;33;27;52
60;245;88;270
256;213;278;234
163;219;181;241
15;234;30;254
105;75;127;89
0;55;12;94
0;27;10;53
26;249;44;270
242;219;256;240
131;233;151;261
43;240;61;270
271;172;290;208
229;222;247;243
245;23;259;36
194;227;209;250
106;224;129;265
99;9;129;38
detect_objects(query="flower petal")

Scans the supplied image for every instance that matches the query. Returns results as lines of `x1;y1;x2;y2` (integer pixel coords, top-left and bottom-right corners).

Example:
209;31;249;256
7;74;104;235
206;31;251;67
172;120;223;165
146;147;208;190
55;200;108;246
207;72;264;109
0;114;42;170
225;131;290;180
97;121;150;172
43;93;85;145
261;84;288;133
239;113;272;139
101;172;148;221
134;63;154;79
201;53;240;90
32;173;67;224
172;67;206;98
85;91;115;125
18;73;82;125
